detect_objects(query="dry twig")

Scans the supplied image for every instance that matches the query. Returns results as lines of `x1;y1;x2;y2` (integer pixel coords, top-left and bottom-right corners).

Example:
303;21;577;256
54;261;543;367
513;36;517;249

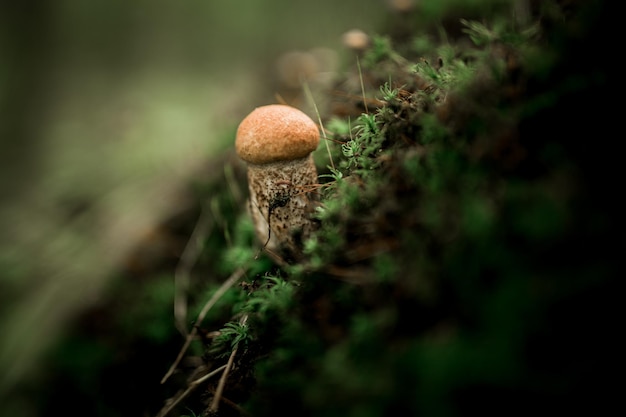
156;364;227;417
161;267;247;384
174;202;214;335
209;314;249;413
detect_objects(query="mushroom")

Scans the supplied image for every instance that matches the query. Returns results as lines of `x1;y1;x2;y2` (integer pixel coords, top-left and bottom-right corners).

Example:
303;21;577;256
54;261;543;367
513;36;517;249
235;104;320;257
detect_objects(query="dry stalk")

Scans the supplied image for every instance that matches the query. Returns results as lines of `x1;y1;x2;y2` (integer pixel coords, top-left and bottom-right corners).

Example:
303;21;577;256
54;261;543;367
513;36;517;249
174;202;214;335
156;364;227;417
161;267;247;384
209;314;249;413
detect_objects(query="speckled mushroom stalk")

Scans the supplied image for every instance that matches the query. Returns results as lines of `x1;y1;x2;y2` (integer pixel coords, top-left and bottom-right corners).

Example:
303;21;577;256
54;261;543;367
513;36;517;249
235;104;320;256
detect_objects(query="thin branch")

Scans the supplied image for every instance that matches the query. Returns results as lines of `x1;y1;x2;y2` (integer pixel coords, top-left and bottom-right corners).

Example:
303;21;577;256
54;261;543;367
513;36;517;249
174;202;214;335
161;267;247;384
210;314;248;413
357;55;369;114
217;394;252;416
303;79;334;171
156;364;227;417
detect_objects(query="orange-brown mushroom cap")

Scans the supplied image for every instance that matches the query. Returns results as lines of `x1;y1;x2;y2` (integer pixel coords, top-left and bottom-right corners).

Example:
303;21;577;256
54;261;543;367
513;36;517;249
235;104;320;165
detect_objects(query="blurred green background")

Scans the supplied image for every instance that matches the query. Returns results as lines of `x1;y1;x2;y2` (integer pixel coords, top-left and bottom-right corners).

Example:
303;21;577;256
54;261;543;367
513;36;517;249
0;0;392;403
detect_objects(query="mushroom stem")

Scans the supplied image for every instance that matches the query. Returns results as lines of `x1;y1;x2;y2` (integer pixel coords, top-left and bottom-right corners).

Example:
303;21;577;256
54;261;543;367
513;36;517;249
247;155;318;254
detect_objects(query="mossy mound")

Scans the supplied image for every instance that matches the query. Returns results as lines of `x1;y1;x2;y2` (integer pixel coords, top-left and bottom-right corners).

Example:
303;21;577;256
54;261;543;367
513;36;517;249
31;1;620;416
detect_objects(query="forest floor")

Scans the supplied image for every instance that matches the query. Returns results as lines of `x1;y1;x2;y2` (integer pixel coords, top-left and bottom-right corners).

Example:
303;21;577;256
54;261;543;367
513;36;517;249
11;2;620;416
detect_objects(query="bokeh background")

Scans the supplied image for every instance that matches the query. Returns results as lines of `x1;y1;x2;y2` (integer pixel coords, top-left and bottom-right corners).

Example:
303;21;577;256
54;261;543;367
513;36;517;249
0;0;397;408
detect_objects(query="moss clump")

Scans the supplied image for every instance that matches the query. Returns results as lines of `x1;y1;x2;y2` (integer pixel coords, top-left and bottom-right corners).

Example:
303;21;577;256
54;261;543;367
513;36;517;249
238;2;619;416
